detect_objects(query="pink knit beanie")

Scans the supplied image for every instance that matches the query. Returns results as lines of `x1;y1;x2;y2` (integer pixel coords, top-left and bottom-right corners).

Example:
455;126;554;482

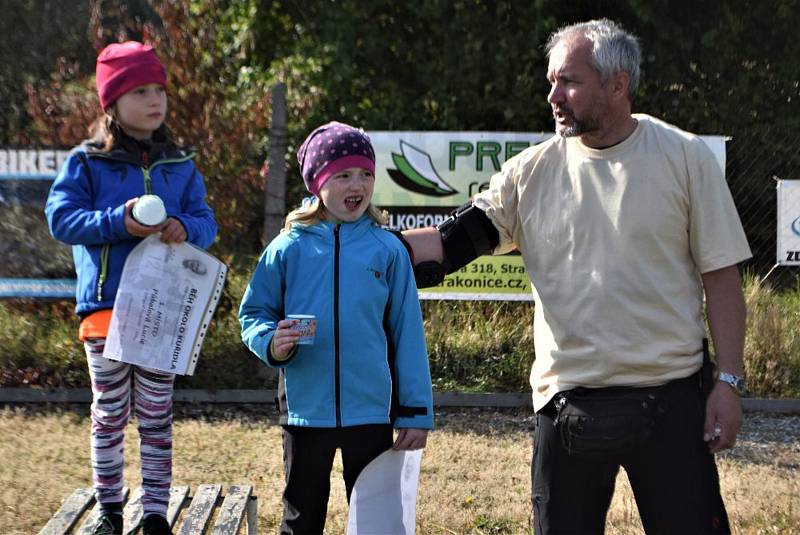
95;41;167;110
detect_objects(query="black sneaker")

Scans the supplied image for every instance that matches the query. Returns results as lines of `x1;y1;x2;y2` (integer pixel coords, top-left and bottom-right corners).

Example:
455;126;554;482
92;512;123;535
142;514;173;535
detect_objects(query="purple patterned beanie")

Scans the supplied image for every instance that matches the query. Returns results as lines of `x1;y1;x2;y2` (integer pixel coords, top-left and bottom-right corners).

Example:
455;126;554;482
297;121;376;195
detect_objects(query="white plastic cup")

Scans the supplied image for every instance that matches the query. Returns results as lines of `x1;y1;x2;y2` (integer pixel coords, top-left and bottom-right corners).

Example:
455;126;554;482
132;194;167;226
287;314;317;345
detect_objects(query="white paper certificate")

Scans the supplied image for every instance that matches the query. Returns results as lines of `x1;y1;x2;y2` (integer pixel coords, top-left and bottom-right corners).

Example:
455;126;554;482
102;234;227;375
347;449;422;535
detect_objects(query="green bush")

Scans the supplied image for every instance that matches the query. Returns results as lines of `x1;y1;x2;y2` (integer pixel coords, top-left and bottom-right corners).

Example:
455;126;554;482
0;301;86;387
423;300;533;393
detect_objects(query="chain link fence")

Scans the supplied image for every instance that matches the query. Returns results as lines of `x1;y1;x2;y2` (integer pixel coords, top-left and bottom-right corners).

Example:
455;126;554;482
727;125;800;289
2;126;800;292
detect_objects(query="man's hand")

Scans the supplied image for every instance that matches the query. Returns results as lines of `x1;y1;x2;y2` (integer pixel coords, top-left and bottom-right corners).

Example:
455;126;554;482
393;428;428;451
703;381;742;454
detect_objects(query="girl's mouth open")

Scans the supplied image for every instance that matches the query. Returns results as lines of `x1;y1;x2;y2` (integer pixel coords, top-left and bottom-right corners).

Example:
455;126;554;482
345;196;363;211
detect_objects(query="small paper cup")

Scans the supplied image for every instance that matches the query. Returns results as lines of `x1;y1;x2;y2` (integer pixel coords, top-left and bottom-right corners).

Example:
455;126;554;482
287;314;316;345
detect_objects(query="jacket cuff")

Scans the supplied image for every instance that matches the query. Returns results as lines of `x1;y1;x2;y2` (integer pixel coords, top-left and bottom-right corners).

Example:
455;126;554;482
264;331;297;367
394;415;434;430
112;203;131;239
394;405;434;429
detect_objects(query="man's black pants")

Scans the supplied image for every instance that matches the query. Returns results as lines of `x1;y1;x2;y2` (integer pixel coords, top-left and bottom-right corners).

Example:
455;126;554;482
280;424;393;535
531;374;731;534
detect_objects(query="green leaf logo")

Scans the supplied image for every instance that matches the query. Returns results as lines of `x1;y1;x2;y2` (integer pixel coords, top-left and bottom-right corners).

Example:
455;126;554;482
387;141;458;197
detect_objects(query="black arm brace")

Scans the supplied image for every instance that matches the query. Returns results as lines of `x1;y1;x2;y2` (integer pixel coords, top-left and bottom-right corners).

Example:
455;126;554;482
412;202;499;288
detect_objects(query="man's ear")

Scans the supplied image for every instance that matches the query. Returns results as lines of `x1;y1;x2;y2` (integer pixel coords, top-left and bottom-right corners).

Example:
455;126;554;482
611;71;631;101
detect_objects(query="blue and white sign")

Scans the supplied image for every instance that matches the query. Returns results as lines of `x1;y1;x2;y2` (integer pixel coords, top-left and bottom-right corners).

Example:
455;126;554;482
777;179;800;265
0;148;71;180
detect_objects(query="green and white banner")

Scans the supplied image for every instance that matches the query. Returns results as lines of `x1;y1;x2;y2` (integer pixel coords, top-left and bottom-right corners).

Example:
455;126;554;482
369;132;552;208
368;131;728;300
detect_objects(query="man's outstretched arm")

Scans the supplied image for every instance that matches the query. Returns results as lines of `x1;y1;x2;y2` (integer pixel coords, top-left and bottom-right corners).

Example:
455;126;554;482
402;227;445;264
400;203;500;287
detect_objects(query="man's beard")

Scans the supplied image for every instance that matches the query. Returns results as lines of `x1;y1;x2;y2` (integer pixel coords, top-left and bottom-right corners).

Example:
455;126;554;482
556;110;603;137
554;102;605;137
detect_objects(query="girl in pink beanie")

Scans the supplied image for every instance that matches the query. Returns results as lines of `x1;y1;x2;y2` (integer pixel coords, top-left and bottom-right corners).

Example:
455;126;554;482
45;41;217;535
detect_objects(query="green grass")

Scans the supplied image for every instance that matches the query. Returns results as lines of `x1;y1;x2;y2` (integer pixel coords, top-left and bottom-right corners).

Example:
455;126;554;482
1;266;799;397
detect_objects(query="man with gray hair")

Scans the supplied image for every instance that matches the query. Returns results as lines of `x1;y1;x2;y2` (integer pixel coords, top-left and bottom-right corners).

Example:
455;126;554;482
403;18;749;533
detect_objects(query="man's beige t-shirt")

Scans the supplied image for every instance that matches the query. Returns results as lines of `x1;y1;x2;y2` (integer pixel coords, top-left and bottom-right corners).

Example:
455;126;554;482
473;114;752;411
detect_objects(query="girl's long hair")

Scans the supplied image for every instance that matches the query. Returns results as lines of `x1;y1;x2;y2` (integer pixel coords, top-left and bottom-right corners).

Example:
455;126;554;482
283;197;387;231
88;114;124;152
88;111;175;152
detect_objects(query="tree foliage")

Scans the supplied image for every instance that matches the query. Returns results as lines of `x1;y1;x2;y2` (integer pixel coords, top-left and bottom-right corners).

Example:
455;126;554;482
2;0;799;260
244;0;800;215
0;0;94;144
20;0;274;252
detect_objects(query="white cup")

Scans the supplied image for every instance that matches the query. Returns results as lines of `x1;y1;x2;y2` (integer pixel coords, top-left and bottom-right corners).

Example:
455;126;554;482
287;314;317;345
132;194;167;226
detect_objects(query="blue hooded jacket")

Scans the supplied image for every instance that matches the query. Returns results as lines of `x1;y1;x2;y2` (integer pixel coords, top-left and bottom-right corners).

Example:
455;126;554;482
45;136;217;316
239;215;433;429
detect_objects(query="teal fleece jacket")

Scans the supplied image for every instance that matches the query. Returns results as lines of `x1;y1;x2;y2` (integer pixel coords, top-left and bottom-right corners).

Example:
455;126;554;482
239;215;433;429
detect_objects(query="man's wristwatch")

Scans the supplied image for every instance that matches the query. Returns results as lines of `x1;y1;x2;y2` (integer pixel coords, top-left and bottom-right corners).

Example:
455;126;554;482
718;372;746;394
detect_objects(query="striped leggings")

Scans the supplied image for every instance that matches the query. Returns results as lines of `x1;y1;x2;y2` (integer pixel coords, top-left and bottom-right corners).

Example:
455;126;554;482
85;338;174;517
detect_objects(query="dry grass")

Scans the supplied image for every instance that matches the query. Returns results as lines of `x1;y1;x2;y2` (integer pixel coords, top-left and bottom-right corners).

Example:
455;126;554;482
742;274;800;397
1;406;797;534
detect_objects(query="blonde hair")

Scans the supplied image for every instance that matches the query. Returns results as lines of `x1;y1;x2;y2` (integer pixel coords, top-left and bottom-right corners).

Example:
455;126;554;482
283;197;388;231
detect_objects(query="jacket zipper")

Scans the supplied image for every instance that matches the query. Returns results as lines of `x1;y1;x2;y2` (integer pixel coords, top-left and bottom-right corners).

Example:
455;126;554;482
98;151;149;302
91;150;194;195
142;150;152;194
97;243;110;301
140;155;194;195
334;224;342;427
90;151;195;303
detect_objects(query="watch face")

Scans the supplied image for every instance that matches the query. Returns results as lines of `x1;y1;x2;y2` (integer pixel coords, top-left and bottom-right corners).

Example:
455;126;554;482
720;373;745;392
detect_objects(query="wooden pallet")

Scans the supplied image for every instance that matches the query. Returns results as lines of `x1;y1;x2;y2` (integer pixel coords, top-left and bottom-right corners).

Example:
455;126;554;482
39;484;257;535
